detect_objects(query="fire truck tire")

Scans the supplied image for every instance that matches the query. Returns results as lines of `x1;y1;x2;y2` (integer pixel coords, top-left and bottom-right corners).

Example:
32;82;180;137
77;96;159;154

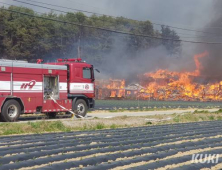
74;99;88;118
46;112;57;119
1;100;21;122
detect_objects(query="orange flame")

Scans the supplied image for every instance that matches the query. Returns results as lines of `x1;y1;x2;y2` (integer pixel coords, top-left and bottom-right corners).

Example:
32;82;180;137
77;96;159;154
140;52;222;101
96;79;125;99
194;51;208;76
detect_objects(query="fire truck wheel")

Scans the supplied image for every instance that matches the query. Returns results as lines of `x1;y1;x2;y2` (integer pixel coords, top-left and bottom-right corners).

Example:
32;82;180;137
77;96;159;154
1;100;21;122
46;112;57;119
74;99;88;118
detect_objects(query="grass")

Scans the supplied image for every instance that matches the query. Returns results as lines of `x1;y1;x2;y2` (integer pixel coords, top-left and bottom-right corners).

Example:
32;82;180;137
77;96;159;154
0;109;222;136
145;122;152;125
0;121;72;136
80;122;106;131
193;109;222;114
108;108;222;113
108;108;174;113
193;110;210;114
95;123;105;129
110;124;117;129
168;111;222;124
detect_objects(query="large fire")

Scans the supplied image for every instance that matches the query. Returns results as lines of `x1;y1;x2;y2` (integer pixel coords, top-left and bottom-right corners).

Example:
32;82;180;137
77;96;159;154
96;52;222;101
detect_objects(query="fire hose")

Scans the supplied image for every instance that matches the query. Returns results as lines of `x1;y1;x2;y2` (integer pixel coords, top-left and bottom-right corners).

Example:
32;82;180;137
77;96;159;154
50;96;84;119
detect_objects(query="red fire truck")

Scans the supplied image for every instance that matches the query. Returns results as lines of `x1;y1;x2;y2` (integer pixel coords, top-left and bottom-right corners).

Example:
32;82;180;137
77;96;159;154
0;58;95;122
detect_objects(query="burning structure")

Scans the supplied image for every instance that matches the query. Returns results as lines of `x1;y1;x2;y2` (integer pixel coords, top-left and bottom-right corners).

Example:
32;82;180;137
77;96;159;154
96;52;222;101
95;80;143;100
95;79;126;100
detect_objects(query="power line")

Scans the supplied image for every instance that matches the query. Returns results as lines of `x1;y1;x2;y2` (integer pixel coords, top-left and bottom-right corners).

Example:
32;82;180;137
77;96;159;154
14;0;104;16
11;0;140;30
155;28;222;39
63;0;222;31
3;0;215;40
0;1;179;36
64;0;107;11
1;7;222;45
0;1;44;14
0;3;201;41
15;0;222;37
9;0;222;41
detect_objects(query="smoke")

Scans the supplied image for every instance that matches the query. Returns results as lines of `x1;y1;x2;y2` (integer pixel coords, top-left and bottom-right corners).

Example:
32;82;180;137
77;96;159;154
93;44;172;83
74;0;214;83
105;0;211;27
85;34;197;84
199;0;222;79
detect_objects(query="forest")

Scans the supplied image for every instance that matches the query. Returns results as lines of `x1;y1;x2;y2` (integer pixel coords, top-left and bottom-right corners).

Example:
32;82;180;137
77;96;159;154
0;6;180;64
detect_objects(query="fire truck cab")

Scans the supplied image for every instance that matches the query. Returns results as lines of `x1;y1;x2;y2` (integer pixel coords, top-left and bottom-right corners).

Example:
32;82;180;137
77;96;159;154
50;58;95;118
0;58;95;122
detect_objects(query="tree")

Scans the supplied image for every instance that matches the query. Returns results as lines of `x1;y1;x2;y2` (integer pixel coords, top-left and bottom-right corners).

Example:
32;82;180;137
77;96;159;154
161;25;181;56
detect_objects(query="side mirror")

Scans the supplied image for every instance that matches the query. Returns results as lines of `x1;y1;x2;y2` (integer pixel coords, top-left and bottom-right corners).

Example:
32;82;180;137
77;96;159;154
95;69;100;73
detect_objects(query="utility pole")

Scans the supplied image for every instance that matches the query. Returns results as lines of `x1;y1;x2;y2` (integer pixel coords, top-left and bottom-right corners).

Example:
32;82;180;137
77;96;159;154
78;25;83;59
78;34;81;59
0;17;4;57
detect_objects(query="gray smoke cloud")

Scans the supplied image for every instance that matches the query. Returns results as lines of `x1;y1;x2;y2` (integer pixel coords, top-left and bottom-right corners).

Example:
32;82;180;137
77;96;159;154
73;0;215;82
87;34;195;83
198;0;222;80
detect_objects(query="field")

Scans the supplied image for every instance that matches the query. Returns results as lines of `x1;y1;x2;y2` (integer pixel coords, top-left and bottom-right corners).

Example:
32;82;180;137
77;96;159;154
0;121;222;169
95;100;222;110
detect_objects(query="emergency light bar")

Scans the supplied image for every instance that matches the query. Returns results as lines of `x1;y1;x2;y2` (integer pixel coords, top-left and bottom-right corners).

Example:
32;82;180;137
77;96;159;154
57;58;82;62
37;59;43;64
